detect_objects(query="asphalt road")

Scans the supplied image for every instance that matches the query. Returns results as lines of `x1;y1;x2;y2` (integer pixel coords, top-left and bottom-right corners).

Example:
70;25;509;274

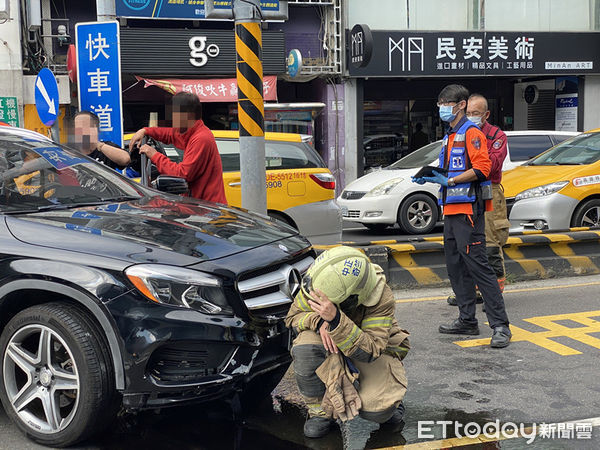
342;221;444;243
3;275;600;449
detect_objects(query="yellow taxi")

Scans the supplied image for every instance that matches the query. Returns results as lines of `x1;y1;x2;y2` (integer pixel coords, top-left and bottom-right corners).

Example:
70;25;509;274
503;129;600;231
124;131;342;244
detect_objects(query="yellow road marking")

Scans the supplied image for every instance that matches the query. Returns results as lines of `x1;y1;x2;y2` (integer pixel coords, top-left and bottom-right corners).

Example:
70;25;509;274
395;280;600;303
455;310;600;355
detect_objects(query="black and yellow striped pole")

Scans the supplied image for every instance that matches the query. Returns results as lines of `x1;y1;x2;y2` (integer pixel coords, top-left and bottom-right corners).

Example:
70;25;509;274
234;0;267;215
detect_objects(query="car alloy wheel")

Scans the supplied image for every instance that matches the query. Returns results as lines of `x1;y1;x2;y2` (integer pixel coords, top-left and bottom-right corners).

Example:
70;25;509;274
581;205;600;227
3;324;80;434
407;200;433;230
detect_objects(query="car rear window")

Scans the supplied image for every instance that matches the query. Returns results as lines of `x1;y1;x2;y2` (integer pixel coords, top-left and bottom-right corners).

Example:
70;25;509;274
217;139;326;172
507;135;554;161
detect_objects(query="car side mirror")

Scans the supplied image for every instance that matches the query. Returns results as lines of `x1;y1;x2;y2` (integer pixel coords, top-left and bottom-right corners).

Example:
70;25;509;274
153;176;189;195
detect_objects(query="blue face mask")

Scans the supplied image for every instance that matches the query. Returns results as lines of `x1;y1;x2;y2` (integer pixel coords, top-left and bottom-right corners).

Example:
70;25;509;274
439;105;456;122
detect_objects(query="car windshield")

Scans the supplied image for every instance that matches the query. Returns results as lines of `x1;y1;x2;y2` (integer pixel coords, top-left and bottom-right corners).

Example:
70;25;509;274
0;130;144;214
386;141;442;169
527;133;600;166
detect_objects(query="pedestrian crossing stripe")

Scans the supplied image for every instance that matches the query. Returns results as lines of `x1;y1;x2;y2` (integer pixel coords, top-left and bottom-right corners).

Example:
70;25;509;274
455;310;600;355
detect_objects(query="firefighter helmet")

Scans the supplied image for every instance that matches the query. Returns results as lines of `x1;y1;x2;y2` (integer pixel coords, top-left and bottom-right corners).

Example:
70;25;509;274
301;246;381;307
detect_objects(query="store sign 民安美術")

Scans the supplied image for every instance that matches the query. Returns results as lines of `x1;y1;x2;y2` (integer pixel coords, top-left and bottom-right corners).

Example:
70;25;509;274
348;28;600;77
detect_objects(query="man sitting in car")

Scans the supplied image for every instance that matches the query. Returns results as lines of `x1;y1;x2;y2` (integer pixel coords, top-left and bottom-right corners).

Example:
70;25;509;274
69;111;131;169
285;246;410;439
129;92;227;204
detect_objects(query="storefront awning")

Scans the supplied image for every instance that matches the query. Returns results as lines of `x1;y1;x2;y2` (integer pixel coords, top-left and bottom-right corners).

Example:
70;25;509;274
136;76;278;103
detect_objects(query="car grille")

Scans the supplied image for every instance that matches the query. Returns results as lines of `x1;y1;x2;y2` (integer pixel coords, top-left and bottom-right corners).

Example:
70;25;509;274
237;254;314;312
342;210;361;218
148;342;235;384
341;190;367;200
506;197;515;217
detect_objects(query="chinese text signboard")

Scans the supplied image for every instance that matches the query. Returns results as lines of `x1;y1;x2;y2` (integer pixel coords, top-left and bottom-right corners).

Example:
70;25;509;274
0;97;20;127
137;75;278;102
75;21;123;147
115;0;279;19
348;29;600;77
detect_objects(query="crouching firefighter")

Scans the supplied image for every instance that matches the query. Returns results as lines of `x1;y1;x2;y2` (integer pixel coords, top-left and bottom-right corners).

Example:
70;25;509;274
284;246;410;439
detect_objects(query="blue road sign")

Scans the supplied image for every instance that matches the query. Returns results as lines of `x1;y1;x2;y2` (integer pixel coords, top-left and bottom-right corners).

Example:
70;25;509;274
34;68;59;126
75;21;123;147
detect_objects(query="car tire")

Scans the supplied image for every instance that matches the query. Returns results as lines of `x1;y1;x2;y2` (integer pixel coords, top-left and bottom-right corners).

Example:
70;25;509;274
571;199;600;228
398;194;439;234
361;223;389;233
0;302;117;447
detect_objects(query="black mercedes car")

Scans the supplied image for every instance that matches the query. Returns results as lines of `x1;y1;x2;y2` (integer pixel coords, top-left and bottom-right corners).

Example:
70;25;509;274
0;127;313;447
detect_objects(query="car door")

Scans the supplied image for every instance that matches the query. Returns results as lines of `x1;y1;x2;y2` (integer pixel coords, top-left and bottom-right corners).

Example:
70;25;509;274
505;135;554;170
215;139;243;206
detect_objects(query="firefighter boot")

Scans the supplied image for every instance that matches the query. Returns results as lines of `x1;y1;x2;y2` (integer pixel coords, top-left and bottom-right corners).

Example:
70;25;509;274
304;416;333;439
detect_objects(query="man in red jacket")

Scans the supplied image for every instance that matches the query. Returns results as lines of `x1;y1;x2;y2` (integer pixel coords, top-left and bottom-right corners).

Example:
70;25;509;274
129;92;227;204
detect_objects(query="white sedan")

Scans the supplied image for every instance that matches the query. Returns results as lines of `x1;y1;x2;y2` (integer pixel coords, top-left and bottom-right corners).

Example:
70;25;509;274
338;131;579;234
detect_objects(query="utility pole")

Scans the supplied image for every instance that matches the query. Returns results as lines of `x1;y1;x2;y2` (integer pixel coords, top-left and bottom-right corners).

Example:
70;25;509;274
96;0;116;21
233;0;267;215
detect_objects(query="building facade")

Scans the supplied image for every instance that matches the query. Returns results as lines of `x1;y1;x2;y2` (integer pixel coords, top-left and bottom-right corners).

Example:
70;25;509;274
343;0;600;185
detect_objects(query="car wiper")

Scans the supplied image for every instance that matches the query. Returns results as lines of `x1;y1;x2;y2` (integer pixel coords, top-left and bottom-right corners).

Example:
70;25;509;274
99;195;142;202
34;202;114;212
555;162;584;165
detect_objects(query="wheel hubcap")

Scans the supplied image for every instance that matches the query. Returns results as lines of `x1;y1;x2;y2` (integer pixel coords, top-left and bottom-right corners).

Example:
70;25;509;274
407;200;433;229
3;325;80;434
581;206;600;227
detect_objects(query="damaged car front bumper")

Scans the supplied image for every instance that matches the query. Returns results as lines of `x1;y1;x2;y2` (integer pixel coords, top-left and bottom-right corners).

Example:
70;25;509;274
109;295;292;410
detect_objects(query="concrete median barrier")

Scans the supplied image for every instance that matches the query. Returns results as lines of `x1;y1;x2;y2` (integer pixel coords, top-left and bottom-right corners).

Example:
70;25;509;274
313;227;600;290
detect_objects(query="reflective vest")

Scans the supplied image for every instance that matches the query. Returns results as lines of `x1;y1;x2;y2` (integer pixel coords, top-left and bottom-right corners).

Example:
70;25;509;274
438;119;492;205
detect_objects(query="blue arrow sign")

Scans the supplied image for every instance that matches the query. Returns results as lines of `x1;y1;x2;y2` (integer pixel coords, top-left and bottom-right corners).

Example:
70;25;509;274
34;68;59;126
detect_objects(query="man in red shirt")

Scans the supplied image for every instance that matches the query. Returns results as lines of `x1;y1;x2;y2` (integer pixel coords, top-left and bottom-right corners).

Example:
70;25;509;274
129;92;227;204
467;94;510;291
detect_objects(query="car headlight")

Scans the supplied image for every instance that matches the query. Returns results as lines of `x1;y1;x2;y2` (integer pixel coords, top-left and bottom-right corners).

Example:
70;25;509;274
125;264;232;315
515;181;569;201
364;178;403;197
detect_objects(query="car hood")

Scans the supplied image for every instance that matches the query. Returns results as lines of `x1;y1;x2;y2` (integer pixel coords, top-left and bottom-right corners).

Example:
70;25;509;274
5;196;302;266
342;168;420;192
502;164;594;197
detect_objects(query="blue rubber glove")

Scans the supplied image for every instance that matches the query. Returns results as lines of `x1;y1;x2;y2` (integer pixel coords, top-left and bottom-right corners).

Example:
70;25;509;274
422;170;449;187
411;176;426;185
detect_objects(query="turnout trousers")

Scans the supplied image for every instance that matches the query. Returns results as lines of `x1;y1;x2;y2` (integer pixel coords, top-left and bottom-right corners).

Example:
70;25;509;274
444;208;510;329
290;330;407;423
484;183;510;282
